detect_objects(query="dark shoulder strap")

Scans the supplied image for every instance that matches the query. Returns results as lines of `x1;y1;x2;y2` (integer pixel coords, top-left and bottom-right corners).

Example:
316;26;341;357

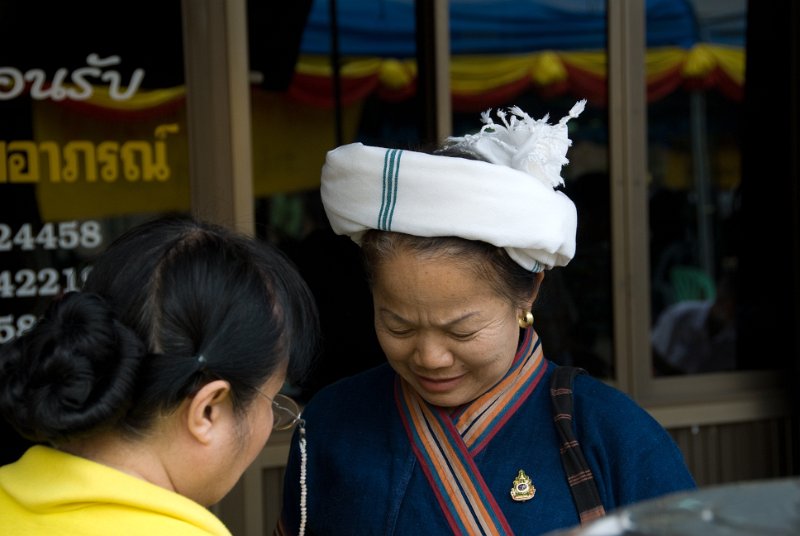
550;365;606;524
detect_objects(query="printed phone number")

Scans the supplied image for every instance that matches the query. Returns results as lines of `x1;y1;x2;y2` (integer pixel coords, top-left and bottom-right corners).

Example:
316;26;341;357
0;266;92;299
0;221;102;251
0;314;36;343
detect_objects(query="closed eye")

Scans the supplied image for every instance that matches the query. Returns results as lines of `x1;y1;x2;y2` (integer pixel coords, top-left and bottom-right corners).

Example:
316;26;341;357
385;327;414;337
449;331;478;341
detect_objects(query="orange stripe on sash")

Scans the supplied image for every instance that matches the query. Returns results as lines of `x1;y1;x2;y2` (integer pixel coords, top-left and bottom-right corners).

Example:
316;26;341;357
567;470;596;486
460;347;543;447
404;393;480;532
579;506;606;523
402;382;499;534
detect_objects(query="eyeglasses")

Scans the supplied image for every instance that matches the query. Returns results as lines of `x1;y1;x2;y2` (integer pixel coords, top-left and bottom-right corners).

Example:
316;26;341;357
257;390;308;534
257;390;304;431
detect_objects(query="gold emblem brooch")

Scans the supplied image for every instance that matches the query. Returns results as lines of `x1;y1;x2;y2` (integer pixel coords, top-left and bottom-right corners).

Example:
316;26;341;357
510;469;536;502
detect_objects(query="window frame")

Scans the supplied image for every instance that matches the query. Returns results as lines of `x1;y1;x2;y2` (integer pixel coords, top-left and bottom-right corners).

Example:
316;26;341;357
606;0;789;427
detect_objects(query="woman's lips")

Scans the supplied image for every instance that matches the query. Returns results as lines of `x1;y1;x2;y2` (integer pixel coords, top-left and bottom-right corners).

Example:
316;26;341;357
415;374;465;393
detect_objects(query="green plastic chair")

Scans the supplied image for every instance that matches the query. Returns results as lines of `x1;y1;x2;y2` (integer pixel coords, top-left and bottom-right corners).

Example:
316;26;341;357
669;265;716;303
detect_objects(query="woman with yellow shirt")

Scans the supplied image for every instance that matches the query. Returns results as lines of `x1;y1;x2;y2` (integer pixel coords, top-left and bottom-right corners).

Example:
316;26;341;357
0;217;318;535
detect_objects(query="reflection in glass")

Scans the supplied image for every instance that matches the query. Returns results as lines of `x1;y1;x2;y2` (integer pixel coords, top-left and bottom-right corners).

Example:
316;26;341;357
648;0;746;376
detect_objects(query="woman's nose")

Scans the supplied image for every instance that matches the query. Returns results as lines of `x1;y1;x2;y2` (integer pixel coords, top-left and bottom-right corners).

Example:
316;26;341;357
413;335;454;369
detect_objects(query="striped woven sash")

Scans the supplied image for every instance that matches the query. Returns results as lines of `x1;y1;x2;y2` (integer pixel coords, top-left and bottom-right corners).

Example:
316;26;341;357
395;329;547;535
550;366;606;524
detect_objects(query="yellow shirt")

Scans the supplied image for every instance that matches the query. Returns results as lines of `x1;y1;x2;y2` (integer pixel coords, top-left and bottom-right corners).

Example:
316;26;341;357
0;445;232;535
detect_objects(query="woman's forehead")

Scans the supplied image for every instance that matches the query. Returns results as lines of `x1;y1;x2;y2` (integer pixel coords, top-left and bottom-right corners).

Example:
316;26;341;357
374;254;502;305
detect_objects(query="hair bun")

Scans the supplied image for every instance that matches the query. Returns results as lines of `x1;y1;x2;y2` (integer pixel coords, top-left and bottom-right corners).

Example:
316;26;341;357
0;292;145;442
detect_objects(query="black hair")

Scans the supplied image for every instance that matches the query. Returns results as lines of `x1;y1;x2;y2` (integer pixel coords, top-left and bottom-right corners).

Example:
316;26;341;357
0;217;319;443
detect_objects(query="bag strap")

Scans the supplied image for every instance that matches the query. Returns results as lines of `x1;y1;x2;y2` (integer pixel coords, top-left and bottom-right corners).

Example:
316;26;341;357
550;365;606;524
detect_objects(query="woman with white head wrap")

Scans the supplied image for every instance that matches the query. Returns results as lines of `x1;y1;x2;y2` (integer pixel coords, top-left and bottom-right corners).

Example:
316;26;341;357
278;102;695;536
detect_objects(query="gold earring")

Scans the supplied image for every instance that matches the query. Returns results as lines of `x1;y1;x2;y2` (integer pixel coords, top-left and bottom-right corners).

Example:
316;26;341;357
518;311;534;328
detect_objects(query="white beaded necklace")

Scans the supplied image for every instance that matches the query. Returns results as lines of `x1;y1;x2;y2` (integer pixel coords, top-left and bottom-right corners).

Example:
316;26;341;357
298;421;308;536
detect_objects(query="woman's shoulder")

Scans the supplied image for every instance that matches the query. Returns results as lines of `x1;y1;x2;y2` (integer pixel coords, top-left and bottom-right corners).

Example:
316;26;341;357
571;370;640;410
566;368;683;457
304;363;395;413
563;367;697;502
568;369;666;434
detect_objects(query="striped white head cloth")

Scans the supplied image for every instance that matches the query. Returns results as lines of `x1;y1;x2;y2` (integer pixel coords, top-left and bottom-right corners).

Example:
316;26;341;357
320;100;586;271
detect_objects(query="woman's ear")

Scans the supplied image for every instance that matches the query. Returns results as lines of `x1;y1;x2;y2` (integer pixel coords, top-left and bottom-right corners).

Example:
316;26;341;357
185;379;232;445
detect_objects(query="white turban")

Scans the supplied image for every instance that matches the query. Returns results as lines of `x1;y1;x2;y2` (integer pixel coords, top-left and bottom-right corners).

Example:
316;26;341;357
320;100;586;271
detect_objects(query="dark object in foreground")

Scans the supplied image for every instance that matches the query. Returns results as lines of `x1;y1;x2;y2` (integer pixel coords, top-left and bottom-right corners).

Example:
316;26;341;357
545;477;800;536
